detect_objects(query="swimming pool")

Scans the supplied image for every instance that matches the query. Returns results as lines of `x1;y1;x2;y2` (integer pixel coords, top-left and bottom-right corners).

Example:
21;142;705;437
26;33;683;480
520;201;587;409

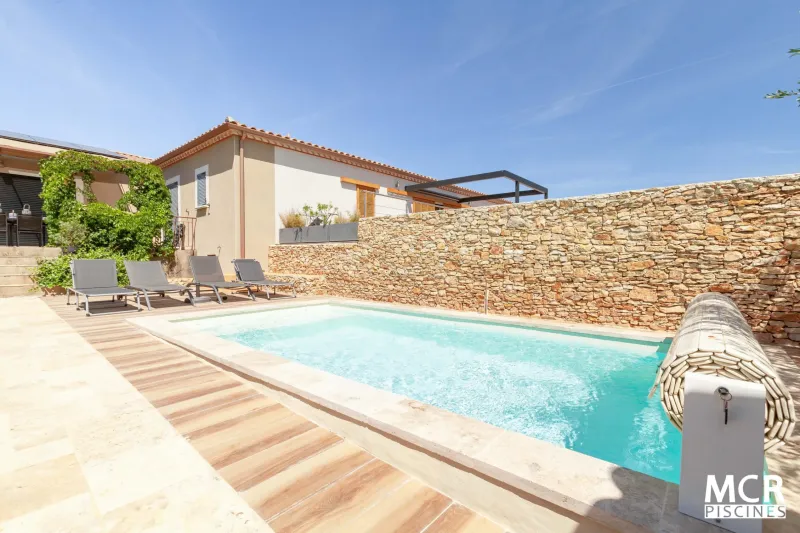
193;303;681;483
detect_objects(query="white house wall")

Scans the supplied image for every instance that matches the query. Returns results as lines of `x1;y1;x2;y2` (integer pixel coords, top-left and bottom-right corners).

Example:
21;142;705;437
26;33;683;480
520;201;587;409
272;147;495;240
274;148;415;237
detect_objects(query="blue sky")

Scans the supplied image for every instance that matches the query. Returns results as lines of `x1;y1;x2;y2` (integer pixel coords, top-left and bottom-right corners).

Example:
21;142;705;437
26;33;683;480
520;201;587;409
1;0;798;199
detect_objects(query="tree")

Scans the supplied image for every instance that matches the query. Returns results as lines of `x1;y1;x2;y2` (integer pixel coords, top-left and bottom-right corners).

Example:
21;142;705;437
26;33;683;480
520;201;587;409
765;49;800;104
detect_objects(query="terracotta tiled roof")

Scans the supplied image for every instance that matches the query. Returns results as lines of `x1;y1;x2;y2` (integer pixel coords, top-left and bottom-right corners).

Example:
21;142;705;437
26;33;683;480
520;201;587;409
152;119;509;204
115;151;153;163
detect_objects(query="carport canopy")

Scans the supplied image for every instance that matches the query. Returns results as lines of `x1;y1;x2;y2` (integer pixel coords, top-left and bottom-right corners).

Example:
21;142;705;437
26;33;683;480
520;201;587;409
404;170;548;203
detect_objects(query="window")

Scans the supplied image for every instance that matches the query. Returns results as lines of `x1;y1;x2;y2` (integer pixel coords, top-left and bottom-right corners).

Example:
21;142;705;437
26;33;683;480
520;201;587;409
195;165;209;207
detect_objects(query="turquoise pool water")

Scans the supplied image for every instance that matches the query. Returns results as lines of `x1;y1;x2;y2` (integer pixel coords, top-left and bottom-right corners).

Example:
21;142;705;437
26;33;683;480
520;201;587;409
197;304;681;483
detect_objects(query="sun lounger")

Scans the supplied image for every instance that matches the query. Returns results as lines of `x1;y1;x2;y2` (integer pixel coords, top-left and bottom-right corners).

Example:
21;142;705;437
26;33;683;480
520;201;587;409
232;259;296;300
124;260;195;311
66;259;139;316
189;255;254;304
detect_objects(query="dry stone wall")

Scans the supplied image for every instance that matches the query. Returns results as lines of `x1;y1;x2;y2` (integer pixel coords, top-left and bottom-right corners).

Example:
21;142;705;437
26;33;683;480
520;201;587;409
268;174;800;345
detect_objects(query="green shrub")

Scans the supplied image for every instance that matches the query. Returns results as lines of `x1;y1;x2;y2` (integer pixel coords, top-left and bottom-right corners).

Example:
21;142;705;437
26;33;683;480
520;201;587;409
33;150;173;289
40;150;172;259
32;248;147;288
49;219;89;251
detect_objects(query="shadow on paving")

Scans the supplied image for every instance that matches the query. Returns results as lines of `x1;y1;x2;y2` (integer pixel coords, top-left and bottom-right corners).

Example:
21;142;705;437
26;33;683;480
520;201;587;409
65;290;296;316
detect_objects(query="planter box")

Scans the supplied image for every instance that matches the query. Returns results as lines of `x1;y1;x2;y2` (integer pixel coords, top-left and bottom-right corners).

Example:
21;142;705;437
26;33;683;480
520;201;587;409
302;225;328;243
279;223;360;244
279;228;304;244
327;222;358;242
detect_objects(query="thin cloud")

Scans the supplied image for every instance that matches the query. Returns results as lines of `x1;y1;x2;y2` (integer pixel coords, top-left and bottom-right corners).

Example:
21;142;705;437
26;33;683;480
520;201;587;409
521;2;683;123
525;31;791;125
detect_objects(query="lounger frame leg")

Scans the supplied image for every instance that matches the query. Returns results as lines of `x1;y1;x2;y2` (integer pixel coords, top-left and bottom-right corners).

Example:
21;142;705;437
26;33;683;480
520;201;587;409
184;289;196;306
84;295;91;317
142;290;152;311
66;288;71;306
292;284;297;298
211;285;223;304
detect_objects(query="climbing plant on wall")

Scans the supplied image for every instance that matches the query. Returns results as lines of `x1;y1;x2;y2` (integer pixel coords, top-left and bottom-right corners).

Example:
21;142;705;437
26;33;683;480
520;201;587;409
33;151;173;288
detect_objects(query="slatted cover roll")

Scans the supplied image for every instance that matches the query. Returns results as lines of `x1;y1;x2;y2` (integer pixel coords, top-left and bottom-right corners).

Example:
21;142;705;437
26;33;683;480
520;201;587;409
651;293;796;452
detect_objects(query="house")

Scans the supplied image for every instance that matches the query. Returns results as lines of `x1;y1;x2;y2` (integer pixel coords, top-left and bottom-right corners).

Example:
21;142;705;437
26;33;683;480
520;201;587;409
1;121;547;277
151;118;524;273
0;130;145;246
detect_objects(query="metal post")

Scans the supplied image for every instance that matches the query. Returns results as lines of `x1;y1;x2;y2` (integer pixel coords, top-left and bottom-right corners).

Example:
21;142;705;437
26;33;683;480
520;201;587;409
514;182;520;203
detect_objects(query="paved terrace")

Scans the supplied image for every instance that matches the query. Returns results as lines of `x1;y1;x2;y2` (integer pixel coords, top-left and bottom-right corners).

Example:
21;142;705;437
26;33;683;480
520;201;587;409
1;293;799;532
1;295;504;533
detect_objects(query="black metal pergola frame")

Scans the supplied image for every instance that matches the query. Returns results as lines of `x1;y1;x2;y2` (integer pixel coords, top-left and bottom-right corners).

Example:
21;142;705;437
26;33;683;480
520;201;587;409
404;170;548;203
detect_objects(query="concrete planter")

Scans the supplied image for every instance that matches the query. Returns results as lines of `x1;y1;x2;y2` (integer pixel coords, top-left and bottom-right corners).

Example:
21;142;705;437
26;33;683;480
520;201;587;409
279;227;304;244
327;222;358;242
302;226;328;243
279;223;359;244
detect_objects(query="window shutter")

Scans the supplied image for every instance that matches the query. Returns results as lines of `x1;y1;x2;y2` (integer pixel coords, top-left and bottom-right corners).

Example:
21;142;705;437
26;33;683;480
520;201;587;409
167;181;179;216
0;175;43;216
413;201;435;213
196;171;207;206
356;186;375;218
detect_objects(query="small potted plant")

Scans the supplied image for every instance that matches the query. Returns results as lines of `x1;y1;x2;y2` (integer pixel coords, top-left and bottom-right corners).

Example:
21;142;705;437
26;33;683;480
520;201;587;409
301;202;338;243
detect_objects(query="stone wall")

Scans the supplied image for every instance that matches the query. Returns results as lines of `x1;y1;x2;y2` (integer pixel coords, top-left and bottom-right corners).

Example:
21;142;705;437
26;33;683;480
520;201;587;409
268;174;800;345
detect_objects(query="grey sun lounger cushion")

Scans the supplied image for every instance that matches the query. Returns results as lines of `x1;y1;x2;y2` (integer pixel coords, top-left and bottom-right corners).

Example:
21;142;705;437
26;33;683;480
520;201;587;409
67;259;139;317
76;287;141;297
232;259;296;300
196;280;252;289
124;260;194;311
189;255;253;304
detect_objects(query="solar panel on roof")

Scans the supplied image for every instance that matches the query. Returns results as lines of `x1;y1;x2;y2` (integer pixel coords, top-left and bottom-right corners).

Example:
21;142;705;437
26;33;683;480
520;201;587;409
0;130;123;158
0;130;36;143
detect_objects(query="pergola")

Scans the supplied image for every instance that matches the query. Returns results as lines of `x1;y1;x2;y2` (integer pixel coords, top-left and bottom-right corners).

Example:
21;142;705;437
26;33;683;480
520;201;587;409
404;170;548;204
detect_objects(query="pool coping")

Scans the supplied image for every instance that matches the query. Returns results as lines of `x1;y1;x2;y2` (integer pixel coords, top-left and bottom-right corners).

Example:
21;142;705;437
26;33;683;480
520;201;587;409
127;297;716;533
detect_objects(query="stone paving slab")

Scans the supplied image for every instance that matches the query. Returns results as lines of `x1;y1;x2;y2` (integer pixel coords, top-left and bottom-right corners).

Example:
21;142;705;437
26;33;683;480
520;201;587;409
0;297;273;532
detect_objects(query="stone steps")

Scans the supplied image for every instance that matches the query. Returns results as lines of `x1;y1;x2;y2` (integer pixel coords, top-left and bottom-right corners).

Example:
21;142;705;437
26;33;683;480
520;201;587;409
0;246;60;258
0;247;58;298
0;285;37;297
0;264;36;274
0;274;33;285
0;257;39;266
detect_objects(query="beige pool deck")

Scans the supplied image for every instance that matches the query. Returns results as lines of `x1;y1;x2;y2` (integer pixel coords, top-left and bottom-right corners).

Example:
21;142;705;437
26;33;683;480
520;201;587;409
1;295;503;533
1;294;799;532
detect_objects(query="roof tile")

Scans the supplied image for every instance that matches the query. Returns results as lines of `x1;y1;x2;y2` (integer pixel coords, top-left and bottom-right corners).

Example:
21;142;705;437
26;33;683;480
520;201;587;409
153;119;509;203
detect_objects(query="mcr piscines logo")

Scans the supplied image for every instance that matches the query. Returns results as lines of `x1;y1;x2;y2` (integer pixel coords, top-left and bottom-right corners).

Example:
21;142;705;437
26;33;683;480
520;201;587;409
704;475;787;520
